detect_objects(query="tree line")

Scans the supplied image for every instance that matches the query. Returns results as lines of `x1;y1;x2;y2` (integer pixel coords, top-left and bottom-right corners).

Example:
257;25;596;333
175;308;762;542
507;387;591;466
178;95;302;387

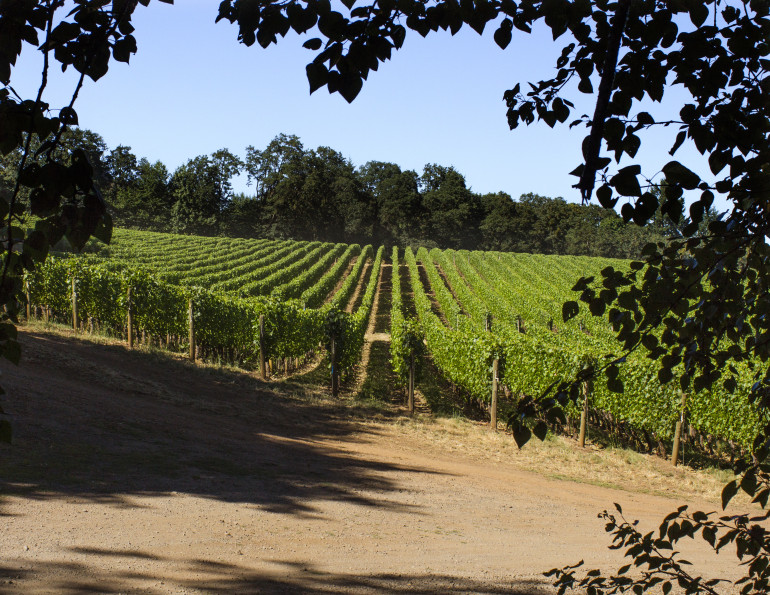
2;129;703;258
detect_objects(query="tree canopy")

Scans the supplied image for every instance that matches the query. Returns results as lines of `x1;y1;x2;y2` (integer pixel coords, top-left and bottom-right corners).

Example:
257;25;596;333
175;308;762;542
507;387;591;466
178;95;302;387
1;127;663;254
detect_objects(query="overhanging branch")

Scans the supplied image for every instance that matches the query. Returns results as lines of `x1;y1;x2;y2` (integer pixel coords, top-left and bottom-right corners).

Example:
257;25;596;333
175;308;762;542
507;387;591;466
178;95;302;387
575;0;631;204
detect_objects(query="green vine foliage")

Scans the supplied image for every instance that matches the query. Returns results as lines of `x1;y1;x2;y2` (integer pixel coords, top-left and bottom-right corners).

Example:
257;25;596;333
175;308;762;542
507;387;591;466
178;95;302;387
389;246;424;385
257;296;324;360
299;243;360;308
161;240;292;288
239;241;329;296
55;225;763;451
329;244;372;309
405;246;498;402
402;243;770;449
272;242;348;301
335;245;384;371
25;247;385;372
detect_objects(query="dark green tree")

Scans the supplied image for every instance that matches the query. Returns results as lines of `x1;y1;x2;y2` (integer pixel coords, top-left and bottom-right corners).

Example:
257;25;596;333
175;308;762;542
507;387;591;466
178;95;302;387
519;193;572;254
244;133;305;199
248;137;374;242
420;164;481;248
358;160;423;244
168;148;241;234
221;191;264;237
104;145;174;230
105;145;138;190
170;155;220;234
210;147;243;206
132;158;173;228
105;144;138;217
478;191;516;251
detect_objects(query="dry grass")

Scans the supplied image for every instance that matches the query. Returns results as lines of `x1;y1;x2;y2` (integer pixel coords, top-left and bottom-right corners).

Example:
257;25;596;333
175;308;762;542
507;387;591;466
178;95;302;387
381;414;740;508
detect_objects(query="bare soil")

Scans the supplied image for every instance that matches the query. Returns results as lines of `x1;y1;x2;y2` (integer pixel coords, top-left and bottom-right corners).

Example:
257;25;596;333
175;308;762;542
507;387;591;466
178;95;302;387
0;327;749;594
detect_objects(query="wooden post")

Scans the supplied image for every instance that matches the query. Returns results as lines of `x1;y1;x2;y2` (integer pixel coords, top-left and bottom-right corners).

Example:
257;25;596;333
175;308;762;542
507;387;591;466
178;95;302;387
672;394;687;466
579;381;590;447
25;280;31;320
188;298;195;362
485;313;492;332
672;419;683;466
331;336;339;397
516;315;523;333
127;286;133;349
71;277;78;332
258;314;266;379
408;349;415;415
490;358;499;431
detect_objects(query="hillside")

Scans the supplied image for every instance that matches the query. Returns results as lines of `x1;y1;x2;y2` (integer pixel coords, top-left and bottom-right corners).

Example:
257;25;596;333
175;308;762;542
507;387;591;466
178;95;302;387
29;227;764;461
0;325;744;594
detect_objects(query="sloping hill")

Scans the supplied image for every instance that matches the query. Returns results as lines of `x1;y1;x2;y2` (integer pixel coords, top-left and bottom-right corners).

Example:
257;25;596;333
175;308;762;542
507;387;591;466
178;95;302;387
0;326;743;594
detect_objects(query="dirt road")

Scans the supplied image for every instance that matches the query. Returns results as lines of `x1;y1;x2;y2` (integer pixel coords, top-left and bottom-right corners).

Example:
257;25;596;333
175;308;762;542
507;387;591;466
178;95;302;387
0;330;743;593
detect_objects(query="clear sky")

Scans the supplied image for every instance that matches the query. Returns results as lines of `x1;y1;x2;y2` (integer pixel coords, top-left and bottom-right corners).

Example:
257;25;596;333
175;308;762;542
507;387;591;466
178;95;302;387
10;1;715;208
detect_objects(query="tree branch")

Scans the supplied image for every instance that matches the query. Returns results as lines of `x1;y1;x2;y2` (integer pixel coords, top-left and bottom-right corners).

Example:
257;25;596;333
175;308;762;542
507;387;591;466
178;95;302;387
2;0;59;295
43;71;85;163
575;0;631;204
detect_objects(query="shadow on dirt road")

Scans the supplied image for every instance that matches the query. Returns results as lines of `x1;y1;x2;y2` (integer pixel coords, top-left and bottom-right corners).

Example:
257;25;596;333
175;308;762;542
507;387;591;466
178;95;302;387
2;550;552;594
0;331;443;517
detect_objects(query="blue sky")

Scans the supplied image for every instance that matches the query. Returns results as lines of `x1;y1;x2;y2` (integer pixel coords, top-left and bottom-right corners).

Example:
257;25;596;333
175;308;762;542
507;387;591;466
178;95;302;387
10;1;714;208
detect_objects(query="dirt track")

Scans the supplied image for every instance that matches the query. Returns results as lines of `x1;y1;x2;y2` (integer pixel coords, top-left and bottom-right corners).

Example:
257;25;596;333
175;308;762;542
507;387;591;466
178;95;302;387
0;330;744;594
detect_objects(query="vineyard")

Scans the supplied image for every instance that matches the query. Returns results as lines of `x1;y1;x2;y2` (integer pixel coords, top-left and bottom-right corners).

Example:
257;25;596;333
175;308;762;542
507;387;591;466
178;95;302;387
25;228;767;458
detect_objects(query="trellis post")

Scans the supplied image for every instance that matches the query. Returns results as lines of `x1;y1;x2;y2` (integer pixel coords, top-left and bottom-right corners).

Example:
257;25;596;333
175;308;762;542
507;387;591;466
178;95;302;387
127;286;134;349
25;280;31;320
331;336;339;397
490;358;499;431
672;393;687;466
188;298;195;362
579;381;590;448
71;277;78;331
408;349;415;415
259;314;266;379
